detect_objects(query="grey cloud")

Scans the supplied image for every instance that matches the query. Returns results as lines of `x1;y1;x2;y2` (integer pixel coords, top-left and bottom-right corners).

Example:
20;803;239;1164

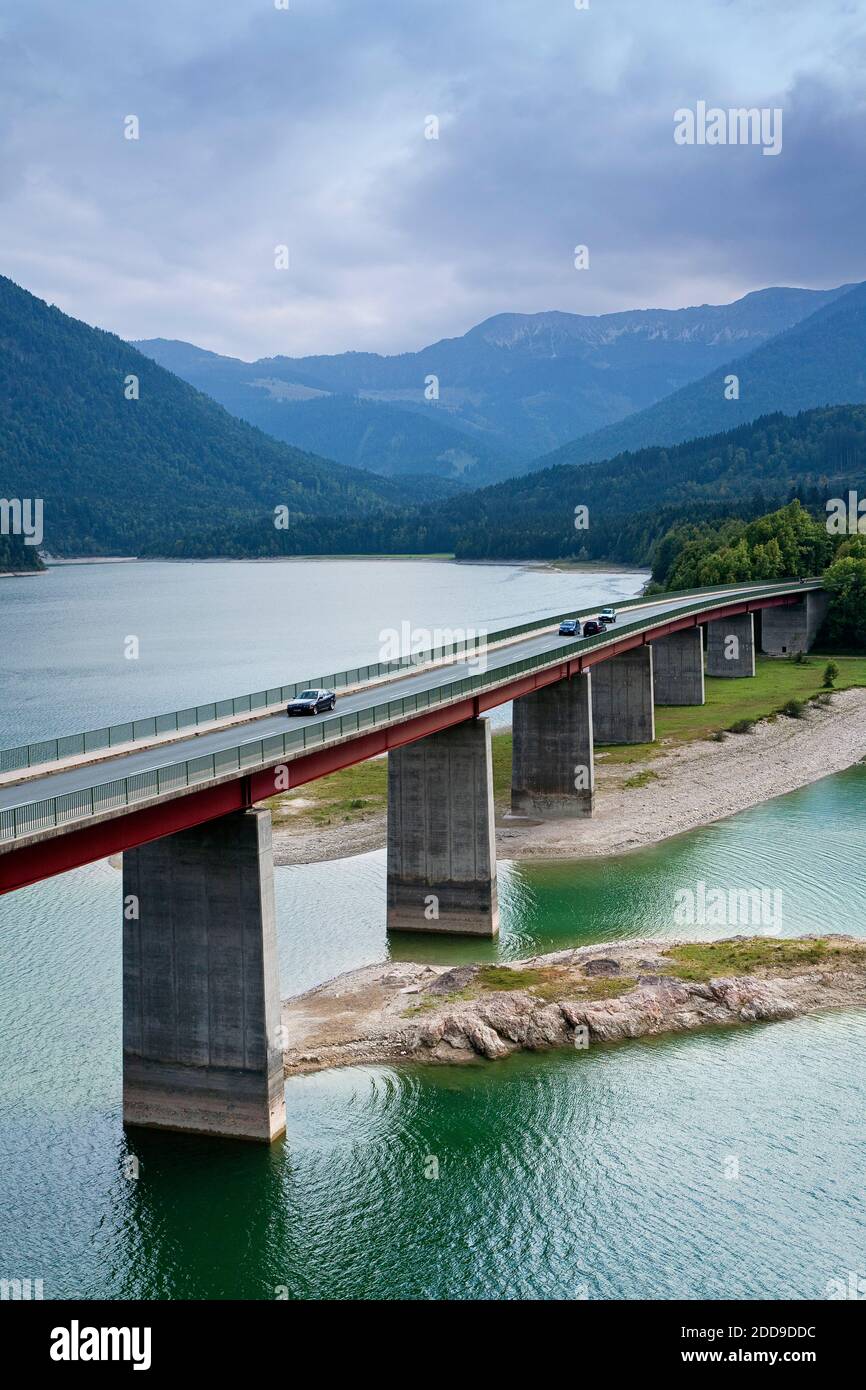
0;0;863;357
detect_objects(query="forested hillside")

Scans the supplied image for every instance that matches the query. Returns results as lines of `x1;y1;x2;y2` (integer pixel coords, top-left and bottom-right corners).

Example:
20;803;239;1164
0;533;42;573
0;276;452;560
145;404;866;568
650;499;866;649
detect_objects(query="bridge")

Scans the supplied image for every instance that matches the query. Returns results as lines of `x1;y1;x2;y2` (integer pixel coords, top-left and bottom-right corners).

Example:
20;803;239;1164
0;579;828;1142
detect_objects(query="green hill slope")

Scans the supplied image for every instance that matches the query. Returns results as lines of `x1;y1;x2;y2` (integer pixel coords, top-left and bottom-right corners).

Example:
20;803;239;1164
0;276;449;559
147;403;866;564
531;281;866;471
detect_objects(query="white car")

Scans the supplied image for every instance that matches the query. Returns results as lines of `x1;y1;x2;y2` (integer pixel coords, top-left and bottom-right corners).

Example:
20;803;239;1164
599;607;617;624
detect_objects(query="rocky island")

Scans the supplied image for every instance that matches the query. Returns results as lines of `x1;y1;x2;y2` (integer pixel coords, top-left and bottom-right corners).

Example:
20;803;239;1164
281;935;866;1075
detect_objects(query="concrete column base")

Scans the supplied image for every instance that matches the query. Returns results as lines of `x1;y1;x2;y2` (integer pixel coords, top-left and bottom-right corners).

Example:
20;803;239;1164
511;671;594;818
652;627;705;706
122;809;286;1143
387;718;498;937
592;645;655;743
706;612;756;677
761;592;829;656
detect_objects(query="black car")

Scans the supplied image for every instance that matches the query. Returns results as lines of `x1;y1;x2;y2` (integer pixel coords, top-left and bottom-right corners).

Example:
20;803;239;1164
286;688;337;716
582;619;603;636
558;618;580;636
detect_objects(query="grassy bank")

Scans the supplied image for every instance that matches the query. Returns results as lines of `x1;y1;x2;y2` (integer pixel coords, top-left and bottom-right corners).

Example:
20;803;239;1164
599;652;866;765
266;652;866;833
403;938;866;1017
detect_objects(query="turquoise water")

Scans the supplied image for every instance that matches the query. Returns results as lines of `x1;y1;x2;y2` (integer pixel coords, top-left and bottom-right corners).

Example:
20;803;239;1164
0;560;864;1300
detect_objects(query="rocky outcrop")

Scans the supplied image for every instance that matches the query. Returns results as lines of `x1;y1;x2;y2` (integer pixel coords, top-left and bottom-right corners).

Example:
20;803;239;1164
280;936;866;1076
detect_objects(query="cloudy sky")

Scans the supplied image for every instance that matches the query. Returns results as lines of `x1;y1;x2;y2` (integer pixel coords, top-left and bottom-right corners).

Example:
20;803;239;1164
1;0;864;358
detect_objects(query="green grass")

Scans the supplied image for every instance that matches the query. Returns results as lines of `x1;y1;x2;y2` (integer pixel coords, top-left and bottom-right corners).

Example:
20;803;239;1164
401;937;863;1017
622;769;659;790
780;698;806;719
267;755;389;829
471;964;632;1003
663;937;864;982
598;652;866;762
403;965;635;1014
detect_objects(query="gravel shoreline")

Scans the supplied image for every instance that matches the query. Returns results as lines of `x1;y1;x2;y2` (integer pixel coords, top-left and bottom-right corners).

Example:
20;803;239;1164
273;687;866;866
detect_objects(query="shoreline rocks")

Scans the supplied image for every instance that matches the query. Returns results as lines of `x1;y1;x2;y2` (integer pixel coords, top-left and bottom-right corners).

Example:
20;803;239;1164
281;935;866;1076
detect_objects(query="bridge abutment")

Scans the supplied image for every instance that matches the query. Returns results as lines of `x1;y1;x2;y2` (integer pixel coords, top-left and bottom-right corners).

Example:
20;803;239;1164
706;612;756;677
591;646;655;743
761;592;829;656
511;672;594;818
386;717;499;936
651;627;705;706
122;808;286;1143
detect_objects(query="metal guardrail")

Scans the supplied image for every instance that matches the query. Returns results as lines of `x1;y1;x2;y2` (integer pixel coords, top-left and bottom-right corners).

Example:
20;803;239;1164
0;579;821;847
0;609;574;775
0;578;817;776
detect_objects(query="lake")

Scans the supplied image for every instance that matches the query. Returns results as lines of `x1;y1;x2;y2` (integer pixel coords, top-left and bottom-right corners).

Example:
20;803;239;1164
0;558;863;1300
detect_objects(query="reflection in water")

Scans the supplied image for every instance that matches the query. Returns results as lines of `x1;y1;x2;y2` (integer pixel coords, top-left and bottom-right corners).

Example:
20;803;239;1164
1;766;864;1298
285;764;866;983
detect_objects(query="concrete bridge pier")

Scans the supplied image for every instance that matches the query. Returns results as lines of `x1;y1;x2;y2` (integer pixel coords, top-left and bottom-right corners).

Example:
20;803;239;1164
651;627;705;706
511;671;594;818
761;592;829;656
122;808;286;1143
706;612;756;677
591;646;655;743
386;717;499;936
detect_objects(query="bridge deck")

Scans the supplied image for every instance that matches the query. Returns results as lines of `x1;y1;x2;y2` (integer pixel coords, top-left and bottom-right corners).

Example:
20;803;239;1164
0;579;821;891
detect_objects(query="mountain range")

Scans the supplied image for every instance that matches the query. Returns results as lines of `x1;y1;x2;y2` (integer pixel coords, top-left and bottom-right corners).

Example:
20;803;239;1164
533;279;866;471
134;285;847;486
4;271;866;566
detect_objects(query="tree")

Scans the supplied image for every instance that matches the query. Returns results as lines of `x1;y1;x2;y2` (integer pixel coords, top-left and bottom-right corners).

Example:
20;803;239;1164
821;557;866;650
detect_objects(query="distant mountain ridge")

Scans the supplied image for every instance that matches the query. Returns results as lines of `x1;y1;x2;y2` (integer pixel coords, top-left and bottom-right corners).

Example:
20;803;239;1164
134;284;846;478
532;279;866;471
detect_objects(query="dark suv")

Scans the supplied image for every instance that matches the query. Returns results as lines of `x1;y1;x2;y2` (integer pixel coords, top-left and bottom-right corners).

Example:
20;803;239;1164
582;619;603;636
286;688;337;716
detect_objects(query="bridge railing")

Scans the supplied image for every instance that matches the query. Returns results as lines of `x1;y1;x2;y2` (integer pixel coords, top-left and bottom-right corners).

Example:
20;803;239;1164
0;607;601;775
0;579;822;847
0;577;821;777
